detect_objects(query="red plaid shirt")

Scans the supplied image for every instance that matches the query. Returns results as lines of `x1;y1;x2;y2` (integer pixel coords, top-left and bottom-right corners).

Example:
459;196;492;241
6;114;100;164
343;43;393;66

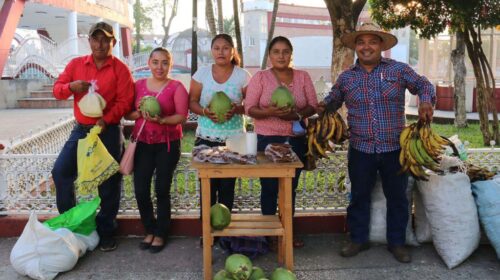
324;58;435;154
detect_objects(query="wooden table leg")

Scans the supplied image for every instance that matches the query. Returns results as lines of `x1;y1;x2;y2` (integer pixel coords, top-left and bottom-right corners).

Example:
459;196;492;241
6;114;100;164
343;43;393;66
280;177;294;271
201;178;212;280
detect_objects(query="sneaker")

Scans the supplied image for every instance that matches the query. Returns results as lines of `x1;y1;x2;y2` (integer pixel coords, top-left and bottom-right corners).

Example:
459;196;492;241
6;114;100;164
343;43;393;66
99;237;117;252
388;245;411;263
340;242;370;257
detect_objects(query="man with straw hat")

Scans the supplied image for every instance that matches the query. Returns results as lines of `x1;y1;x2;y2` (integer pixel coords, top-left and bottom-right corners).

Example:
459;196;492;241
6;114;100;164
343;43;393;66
322;23;435;263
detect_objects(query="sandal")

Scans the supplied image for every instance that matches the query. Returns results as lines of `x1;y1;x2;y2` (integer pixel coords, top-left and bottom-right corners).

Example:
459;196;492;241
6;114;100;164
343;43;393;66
139;234;154;250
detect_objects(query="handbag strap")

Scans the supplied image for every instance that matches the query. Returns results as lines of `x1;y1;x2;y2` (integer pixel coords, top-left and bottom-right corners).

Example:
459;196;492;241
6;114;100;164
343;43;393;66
134;79;172;140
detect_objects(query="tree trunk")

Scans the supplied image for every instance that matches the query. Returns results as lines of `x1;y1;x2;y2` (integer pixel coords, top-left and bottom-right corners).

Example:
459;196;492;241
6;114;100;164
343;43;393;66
217;0;224;34
191;0;198;75
463;25;498;145
451;30;467;128
324;0;366;82
233;0;244;66
162;0;178;47
261;0;279;70
134;0;142;54
206;0;217;37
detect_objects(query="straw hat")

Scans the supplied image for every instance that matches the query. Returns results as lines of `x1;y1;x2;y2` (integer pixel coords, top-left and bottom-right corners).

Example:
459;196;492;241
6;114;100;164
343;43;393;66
341;23;397;51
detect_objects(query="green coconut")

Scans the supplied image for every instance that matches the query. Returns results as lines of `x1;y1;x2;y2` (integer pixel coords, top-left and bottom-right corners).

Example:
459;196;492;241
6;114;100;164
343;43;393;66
213;269;232;280
139;96;161;117
271;86;294;108
210;203;231;230
249;266;267;280
209;91;233;123
225;254;253;280
270;268;296;280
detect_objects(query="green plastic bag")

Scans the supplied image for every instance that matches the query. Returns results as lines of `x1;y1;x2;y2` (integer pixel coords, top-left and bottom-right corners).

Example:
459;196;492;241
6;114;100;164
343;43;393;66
44;197;101;236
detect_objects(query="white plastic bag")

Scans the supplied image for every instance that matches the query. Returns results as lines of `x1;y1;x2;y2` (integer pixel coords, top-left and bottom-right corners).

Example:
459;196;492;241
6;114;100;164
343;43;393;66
78;81;106;118
10;213;80;280
369;175;419;246
417;172;480;269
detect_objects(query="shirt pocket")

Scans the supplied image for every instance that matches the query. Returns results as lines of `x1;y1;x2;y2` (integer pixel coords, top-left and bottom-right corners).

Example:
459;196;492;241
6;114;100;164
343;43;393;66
380;74;401;100
343;82;364;106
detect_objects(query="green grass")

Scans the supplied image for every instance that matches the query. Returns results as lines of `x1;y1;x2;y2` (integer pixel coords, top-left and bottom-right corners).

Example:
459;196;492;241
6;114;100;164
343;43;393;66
407;116;487;148
181;130;196;152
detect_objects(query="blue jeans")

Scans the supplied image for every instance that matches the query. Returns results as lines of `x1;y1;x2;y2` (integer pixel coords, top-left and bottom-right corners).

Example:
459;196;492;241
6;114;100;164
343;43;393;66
52;124;122;238
257;134;306;215
347;147;408;246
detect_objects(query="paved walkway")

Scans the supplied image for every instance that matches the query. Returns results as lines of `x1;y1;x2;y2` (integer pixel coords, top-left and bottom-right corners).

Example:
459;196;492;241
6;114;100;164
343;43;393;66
0;234;498;280
0;108;73;148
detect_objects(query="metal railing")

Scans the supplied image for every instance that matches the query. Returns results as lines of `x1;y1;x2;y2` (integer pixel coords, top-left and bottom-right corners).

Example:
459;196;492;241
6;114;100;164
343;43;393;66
1;119;499;217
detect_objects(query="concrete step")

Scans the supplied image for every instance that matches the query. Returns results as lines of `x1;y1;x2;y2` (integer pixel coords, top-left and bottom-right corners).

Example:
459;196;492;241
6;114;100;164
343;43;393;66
30;90;53;98
41;84;54;90
17;97;73;109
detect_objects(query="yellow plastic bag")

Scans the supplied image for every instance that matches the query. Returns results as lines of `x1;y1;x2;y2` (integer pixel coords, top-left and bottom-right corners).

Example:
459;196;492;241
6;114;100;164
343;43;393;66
75;126;119;194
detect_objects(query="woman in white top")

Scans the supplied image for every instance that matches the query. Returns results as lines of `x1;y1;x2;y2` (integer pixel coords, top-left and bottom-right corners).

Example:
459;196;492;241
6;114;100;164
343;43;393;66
189;33;251;211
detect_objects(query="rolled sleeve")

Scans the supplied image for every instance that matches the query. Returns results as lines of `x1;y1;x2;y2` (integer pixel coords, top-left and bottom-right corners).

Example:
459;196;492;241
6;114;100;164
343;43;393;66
403;66;436;105
323;75;345;112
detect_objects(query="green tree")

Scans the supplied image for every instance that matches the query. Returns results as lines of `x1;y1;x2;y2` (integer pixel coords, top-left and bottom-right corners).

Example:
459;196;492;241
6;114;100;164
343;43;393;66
223;17;235;37
369;0;500;145
133;0;152;54
206;0;217;37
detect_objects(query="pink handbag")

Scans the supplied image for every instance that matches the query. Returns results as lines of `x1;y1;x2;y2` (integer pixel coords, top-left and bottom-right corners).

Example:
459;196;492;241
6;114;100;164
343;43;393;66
119;81;170;175
119;121;145;175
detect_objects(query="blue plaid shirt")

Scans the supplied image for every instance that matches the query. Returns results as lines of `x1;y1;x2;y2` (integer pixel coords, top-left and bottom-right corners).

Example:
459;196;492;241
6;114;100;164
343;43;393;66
324;58;435;154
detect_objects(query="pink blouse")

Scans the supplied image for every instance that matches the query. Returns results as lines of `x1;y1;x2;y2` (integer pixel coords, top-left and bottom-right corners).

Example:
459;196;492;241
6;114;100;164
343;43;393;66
244;69;318;136
132;79;189;144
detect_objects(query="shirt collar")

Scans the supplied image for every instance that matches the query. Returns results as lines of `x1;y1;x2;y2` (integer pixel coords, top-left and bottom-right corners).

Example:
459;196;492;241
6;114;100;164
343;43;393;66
351;57;390;71
84;55;114;68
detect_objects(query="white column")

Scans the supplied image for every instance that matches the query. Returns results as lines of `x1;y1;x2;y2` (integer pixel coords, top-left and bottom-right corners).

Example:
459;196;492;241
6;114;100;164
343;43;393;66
68;11;78;56
113;22;121;58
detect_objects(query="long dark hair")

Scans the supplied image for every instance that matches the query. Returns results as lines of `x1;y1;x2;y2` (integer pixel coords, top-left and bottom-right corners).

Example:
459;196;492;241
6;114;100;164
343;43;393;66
268;36;293;53
149;47;173;69
211;33;241;66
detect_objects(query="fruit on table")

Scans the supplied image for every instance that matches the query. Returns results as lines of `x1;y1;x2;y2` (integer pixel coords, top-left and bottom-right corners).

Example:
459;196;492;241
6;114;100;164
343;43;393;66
270;267;296;280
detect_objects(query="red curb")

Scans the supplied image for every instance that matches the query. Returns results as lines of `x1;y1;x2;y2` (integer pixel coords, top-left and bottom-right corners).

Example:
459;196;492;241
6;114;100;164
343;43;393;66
0;214;347;238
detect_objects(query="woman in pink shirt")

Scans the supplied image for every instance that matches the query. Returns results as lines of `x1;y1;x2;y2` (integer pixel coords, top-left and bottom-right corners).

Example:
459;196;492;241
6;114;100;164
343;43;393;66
125;47;189;253
245;36;318;248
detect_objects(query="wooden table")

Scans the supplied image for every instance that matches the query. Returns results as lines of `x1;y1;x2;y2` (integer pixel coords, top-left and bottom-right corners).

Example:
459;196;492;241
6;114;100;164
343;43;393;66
191;154;303;280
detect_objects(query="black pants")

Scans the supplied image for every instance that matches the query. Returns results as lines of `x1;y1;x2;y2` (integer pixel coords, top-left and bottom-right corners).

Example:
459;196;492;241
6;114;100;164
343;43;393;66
195;138;236;211
133;140;181;238
52;124;122;238
257;134;306;215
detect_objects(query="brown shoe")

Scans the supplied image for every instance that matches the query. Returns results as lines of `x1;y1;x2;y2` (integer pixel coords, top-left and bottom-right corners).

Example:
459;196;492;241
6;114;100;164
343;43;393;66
340;242;370;257
388;245;411;263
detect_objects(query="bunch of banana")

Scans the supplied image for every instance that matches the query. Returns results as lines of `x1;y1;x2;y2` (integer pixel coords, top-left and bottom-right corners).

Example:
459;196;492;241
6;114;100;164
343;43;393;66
466;163;497;182
304;111;348;170
399;121;452;180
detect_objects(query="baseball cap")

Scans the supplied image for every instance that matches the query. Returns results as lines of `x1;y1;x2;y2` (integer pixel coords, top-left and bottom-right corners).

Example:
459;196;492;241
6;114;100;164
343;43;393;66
89;22;115;39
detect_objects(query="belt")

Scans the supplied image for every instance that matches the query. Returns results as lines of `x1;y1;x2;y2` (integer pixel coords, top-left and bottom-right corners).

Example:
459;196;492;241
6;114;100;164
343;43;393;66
76;123;95;129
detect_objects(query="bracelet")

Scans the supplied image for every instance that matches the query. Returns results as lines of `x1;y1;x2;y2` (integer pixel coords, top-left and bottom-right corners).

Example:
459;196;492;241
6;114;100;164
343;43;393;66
296;112;302;121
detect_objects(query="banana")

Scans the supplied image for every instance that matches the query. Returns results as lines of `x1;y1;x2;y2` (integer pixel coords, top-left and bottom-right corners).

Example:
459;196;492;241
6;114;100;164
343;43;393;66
399;125;413;148
313;137;327;158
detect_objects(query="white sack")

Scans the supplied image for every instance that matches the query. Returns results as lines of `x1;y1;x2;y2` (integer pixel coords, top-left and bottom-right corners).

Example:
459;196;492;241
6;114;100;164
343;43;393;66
417;172;480;269
369;175;419;246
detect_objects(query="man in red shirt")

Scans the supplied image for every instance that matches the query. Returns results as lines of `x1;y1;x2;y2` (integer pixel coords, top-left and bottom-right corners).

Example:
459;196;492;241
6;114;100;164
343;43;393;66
52;22;134;251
